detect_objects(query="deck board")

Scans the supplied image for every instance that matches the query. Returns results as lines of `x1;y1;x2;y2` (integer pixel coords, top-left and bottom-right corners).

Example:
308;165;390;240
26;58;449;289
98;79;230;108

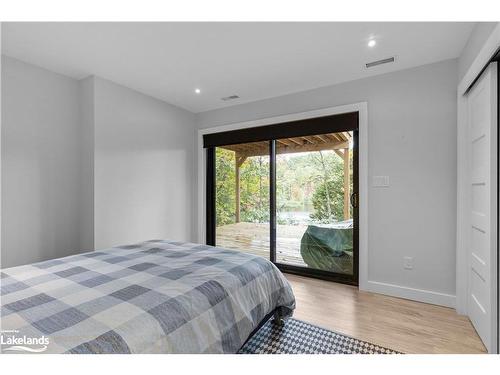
216;222;308;266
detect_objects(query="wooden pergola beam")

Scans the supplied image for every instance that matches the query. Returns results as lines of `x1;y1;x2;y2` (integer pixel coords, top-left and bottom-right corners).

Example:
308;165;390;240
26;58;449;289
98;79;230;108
334;149;344;159
288;138;303;146
277;139;294;146
233;140;349;158
302;136;317;144
315;134;330;143
329;133;343;142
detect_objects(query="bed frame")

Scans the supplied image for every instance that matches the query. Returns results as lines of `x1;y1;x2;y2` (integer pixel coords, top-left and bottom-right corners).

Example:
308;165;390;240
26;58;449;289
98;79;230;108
238;307;287;351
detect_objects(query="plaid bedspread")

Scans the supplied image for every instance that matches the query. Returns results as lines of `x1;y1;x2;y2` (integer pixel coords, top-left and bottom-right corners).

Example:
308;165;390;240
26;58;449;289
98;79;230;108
0;240;295;354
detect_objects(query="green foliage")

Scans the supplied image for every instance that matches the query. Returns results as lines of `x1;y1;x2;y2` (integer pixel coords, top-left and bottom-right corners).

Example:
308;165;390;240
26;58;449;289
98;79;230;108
215;147;270;226
240;154;270;223
309;151;346;222
215;148;236;226
215;145;352;226
310;179;344;222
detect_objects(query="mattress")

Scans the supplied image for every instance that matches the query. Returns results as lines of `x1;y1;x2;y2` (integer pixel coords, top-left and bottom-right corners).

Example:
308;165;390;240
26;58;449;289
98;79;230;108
0;240;295;353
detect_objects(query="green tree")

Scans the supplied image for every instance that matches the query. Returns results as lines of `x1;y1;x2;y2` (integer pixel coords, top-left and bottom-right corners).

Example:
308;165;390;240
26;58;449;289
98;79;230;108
240;155;270;223
309;150;351;222
215;148;236;226
215;146;352;226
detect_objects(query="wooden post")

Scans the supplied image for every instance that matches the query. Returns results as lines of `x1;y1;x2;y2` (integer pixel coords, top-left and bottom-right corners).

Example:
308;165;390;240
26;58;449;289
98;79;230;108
343;148;350;220
235;154;241;223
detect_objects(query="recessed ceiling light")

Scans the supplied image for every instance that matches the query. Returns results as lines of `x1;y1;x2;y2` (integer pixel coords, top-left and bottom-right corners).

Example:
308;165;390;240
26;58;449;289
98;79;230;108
195;88;201;94
368;39;376;48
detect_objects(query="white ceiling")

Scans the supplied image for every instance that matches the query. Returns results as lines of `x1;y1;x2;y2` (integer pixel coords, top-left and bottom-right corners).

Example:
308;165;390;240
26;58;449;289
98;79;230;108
2;22;474;113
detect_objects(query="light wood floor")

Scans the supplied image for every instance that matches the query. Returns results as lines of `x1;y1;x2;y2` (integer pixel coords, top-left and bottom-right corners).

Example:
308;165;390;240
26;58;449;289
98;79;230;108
285;273;487;354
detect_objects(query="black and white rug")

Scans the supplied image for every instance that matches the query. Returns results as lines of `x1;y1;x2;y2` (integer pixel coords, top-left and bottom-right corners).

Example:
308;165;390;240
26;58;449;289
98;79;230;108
239;318;400;354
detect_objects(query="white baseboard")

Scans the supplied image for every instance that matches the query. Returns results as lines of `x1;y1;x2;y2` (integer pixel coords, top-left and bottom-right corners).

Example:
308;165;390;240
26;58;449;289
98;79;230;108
364;280;456;308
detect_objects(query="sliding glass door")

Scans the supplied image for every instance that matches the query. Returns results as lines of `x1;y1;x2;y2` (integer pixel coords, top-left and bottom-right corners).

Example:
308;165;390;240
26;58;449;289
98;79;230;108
275;132;355;279
205;113;358;285
214;141;270;259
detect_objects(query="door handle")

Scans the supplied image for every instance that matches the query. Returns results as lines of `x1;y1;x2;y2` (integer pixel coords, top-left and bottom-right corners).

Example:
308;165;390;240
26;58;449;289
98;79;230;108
350;193;358;208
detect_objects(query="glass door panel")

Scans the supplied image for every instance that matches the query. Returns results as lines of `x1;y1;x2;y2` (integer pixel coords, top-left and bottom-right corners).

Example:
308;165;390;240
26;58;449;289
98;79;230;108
275;132;355;276
214;141;270;259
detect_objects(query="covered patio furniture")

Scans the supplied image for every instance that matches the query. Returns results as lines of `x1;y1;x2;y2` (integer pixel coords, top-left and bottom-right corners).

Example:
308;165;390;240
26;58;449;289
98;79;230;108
300;220;353;274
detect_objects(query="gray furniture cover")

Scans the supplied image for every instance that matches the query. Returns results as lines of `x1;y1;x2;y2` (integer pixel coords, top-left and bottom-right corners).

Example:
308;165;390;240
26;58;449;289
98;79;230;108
300;221;353;274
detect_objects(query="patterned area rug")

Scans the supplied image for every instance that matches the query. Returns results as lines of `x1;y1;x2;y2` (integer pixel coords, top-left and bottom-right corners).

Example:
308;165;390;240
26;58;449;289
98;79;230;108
239;318;400;354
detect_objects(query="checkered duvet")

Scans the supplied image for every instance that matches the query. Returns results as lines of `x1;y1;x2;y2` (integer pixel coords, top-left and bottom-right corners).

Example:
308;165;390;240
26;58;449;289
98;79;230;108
0;240;295;353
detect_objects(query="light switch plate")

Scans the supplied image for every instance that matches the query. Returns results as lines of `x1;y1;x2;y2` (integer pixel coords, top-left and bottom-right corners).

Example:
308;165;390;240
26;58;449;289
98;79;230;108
372;175;389;187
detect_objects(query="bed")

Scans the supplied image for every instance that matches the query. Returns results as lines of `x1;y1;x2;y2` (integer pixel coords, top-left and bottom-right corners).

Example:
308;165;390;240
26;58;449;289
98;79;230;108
0;239;295;353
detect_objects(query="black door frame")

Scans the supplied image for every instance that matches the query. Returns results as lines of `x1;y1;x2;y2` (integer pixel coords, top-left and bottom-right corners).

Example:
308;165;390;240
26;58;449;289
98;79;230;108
204;112;359;286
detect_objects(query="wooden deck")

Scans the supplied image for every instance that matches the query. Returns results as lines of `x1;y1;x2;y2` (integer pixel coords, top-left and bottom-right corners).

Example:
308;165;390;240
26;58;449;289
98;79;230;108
216;222;308;266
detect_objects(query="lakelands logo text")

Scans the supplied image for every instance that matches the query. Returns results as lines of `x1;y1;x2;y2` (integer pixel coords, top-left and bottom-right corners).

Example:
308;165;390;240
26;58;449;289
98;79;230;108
1;330;49;353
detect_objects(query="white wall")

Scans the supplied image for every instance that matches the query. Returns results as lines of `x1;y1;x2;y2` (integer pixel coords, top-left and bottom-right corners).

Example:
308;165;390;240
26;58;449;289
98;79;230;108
197;59;459;306
93;77;196;249
1;58;197;266
1;56;84;267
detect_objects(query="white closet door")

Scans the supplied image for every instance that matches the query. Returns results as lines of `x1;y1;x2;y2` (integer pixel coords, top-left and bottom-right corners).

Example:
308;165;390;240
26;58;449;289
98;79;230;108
466;61;498;353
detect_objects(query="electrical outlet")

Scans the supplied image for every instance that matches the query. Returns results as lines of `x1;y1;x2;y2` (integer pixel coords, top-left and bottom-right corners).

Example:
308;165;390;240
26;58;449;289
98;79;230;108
404;256;414;270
